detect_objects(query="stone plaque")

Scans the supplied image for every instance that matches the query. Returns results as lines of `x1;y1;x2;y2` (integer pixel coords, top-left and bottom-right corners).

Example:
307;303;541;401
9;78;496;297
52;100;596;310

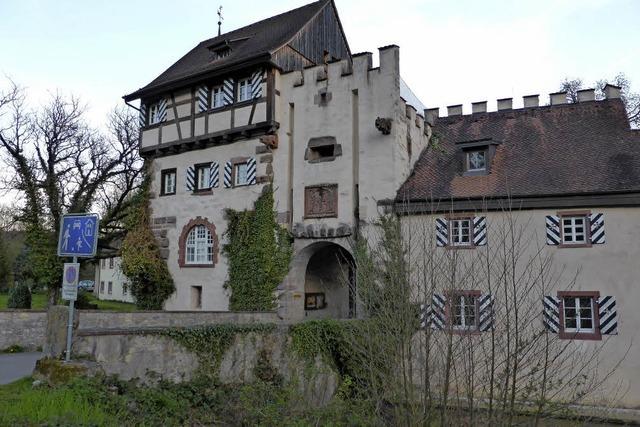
304;185;338;218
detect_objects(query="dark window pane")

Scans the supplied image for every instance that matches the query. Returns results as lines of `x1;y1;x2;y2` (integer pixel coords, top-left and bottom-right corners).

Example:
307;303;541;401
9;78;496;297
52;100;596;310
565;318;577;329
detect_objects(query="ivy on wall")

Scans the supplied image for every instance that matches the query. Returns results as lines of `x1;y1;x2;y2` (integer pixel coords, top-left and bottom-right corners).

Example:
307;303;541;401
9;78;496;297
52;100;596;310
120;166;175;310
158;323;277;378
223;187;292;311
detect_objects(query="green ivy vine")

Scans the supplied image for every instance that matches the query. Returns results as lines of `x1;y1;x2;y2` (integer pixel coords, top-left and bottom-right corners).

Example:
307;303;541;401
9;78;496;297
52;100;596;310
223;187;292;311
120;164;175;310
157;323;276;378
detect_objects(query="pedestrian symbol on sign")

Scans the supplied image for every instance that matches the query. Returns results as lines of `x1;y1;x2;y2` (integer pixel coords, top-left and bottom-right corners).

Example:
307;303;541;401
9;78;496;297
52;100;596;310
57;213;100;258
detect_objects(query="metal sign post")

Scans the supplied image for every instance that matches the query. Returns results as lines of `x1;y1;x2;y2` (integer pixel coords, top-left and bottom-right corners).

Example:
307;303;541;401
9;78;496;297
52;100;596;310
57;213;99;362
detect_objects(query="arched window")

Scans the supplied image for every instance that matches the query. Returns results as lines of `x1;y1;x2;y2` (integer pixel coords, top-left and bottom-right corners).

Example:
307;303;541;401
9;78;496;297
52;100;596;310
185;225;214;265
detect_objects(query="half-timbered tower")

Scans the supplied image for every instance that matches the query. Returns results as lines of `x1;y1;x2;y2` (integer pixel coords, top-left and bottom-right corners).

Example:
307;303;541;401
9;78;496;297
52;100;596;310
123;0;429;317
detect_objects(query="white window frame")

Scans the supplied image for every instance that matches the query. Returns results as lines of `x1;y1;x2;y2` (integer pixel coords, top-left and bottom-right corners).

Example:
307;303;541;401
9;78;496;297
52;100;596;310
450;293;478;330
148;102;161;125
195;164;211;191
234;162;250;186
211;86;224;109
162;170;176;195
450;218;472;247
466;150;486;172
185;225;214;265
562;296;595;333
237;78;251;102
561;216;587;245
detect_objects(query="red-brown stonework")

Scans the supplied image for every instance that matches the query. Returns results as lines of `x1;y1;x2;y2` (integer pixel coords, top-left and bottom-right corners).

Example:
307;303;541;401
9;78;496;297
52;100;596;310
178;217;219;268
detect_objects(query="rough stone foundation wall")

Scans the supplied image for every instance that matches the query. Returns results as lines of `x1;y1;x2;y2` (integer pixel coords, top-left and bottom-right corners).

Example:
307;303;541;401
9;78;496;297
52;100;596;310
72;327;339;407
0;310;47;350
76;310;279;329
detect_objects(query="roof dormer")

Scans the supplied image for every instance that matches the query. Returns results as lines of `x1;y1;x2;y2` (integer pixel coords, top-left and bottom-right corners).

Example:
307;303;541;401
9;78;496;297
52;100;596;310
456;138;501;176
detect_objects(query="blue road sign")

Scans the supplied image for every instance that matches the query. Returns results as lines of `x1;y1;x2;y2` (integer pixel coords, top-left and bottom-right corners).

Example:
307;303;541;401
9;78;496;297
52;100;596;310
57;213;100;257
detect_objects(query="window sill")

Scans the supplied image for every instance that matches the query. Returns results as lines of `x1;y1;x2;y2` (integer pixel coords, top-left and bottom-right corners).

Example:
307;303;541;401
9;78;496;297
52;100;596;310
192;189;213;196
448;327;481;336
446;245;476;250
159;192;176;197
180;263;215;269
558;330;602;341
558;243;592;249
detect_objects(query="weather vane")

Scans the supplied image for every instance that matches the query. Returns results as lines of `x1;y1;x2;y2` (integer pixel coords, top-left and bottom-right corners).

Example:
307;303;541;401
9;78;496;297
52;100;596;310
217;6;224;36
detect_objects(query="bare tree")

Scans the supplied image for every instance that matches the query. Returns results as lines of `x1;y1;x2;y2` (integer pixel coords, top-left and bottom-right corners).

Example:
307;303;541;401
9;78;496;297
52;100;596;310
0;79;142;304
560;73;640;128
341;201;626;425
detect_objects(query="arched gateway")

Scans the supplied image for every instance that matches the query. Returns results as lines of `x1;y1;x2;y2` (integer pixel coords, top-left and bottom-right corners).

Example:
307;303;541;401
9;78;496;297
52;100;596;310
278;241;356;322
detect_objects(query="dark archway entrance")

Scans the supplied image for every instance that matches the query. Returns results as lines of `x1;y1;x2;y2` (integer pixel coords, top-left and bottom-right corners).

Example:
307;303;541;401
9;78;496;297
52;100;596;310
303;243;355;319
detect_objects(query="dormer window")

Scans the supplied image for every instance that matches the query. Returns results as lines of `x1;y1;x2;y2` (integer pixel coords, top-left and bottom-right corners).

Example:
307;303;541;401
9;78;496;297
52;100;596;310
456;138;500;176
467;150;486;172
213;48;231;60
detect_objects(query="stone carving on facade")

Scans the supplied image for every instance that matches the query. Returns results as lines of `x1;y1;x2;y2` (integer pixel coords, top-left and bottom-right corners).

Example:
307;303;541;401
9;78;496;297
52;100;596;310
305;184;338;218
375;117;392;135
292;222;352;239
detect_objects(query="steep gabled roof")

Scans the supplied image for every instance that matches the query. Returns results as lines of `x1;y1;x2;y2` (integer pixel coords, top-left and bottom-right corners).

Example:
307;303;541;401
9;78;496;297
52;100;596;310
397;99;640;203
124;0;347;101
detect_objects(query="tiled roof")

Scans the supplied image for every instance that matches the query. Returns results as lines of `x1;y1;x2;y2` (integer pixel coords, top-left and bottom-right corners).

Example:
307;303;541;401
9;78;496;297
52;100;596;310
398;99;640;202
125;0;330;101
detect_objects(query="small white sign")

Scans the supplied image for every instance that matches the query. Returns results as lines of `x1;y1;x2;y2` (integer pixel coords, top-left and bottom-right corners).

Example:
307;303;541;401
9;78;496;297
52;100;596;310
62;263;80;301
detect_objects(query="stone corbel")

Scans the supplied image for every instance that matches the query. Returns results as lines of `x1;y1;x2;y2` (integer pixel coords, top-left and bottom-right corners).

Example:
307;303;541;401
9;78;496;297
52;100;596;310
260;134;278;149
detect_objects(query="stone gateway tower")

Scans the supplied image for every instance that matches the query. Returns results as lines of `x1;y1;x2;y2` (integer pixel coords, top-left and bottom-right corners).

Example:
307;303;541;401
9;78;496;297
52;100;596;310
123;0;429;319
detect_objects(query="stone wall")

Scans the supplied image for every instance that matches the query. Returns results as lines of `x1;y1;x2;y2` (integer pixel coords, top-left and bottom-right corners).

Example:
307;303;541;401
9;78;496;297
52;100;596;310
0;310;47;351
76;310;279;329
72;327;339;406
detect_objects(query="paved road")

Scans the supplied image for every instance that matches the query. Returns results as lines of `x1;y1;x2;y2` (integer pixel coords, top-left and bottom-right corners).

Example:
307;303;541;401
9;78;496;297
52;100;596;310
0;352;42;385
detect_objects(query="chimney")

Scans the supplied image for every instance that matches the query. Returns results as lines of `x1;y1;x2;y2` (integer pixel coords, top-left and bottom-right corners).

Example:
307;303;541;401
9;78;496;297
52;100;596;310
577;88;595;102
447;104;463;116
550;91;567;105
425;108;439;125
604;84;621;99
497;97;513;111
472;101;487;114
523;94;539;108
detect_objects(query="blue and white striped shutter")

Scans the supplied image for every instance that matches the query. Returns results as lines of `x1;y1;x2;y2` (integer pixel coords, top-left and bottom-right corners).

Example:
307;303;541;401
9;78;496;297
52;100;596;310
157;98;168;122
543;296;560;333
419;303;431;329
222;78;235;105
598;296;617;335
247;158;257;185
590;213;605;244
250;69;263;99
185;166;195;192
473;216;487;246
435;218;448;247
478;294;494;331
209;162;219;188
196;85;209;113
430;294;446;330
545;215;561;245
223;161;232;188
139;103;147;127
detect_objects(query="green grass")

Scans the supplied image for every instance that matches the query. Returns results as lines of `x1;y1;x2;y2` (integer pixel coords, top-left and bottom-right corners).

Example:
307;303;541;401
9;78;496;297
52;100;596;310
0;377;116;426
0;291;137;311
0;375;379;427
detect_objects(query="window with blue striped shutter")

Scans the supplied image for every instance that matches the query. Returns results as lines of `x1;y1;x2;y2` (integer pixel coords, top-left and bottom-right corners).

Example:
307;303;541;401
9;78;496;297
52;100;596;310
185;166;195;192
196;85;209;113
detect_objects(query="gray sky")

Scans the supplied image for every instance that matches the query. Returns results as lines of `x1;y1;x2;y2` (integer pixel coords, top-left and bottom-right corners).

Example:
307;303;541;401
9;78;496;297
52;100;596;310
1;0;639;126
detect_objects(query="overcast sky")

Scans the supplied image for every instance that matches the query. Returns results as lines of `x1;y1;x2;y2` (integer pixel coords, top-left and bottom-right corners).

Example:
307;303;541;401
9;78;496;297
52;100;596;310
1;0;639;126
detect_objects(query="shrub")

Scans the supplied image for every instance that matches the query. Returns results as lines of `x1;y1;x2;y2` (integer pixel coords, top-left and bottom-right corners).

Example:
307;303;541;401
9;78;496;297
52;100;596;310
120;166;175;310
7;282;31;309
75;290;98;310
